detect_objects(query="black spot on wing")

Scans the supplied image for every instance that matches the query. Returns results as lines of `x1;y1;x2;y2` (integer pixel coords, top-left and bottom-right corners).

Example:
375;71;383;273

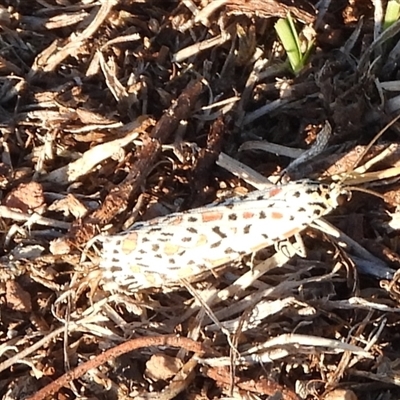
210;241;222;248
313;208;322;216
224;247;236;254
212;226;227;238
161;232;174;237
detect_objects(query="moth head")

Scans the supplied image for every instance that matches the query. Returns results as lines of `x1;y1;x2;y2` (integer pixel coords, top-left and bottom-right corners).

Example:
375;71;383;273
327;183;352;209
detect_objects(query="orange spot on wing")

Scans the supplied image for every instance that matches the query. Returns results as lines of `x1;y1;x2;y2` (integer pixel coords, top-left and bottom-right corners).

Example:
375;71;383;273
121;232;138;254
271;211;283;219
129;264;142;273
206;256;233;268
281;227;302;239
243;211;255;219
202;211;223;222
196;234;208;247
169;215;184;225
164;243;181;255
177;266;198;278
143;273;158;285
268;187;282;197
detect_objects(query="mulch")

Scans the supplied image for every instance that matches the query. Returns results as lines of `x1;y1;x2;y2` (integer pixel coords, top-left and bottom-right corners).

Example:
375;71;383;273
1;1;400;399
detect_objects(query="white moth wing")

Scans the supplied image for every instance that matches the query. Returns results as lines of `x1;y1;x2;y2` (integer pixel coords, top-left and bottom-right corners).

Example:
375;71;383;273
99;181;341;288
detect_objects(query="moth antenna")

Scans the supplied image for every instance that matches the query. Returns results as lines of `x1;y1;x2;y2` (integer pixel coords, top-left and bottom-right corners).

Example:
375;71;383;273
345;185;386;200
339;113;400;185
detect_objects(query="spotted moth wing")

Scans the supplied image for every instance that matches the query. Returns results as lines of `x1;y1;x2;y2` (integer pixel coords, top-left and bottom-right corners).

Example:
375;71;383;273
99;180;345;289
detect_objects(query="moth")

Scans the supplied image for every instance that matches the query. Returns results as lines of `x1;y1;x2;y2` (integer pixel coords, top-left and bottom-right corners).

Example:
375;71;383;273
97;180;348;290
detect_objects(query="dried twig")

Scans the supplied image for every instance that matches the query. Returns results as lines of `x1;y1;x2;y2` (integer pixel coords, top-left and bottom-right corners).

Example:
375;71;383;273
27;335;210;400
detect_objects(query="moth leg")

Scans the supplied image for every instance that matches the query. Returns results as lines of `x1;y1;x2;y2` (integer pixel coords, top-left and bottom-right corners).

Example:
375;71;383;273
293;233;307;257
80;234;103;263
274;233;306;258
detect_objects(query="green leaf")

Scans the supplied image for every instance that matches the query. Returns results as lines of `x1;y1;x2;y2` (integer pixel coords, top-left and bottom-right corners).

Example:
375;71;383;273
275;13;313;74
384;0;400;31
